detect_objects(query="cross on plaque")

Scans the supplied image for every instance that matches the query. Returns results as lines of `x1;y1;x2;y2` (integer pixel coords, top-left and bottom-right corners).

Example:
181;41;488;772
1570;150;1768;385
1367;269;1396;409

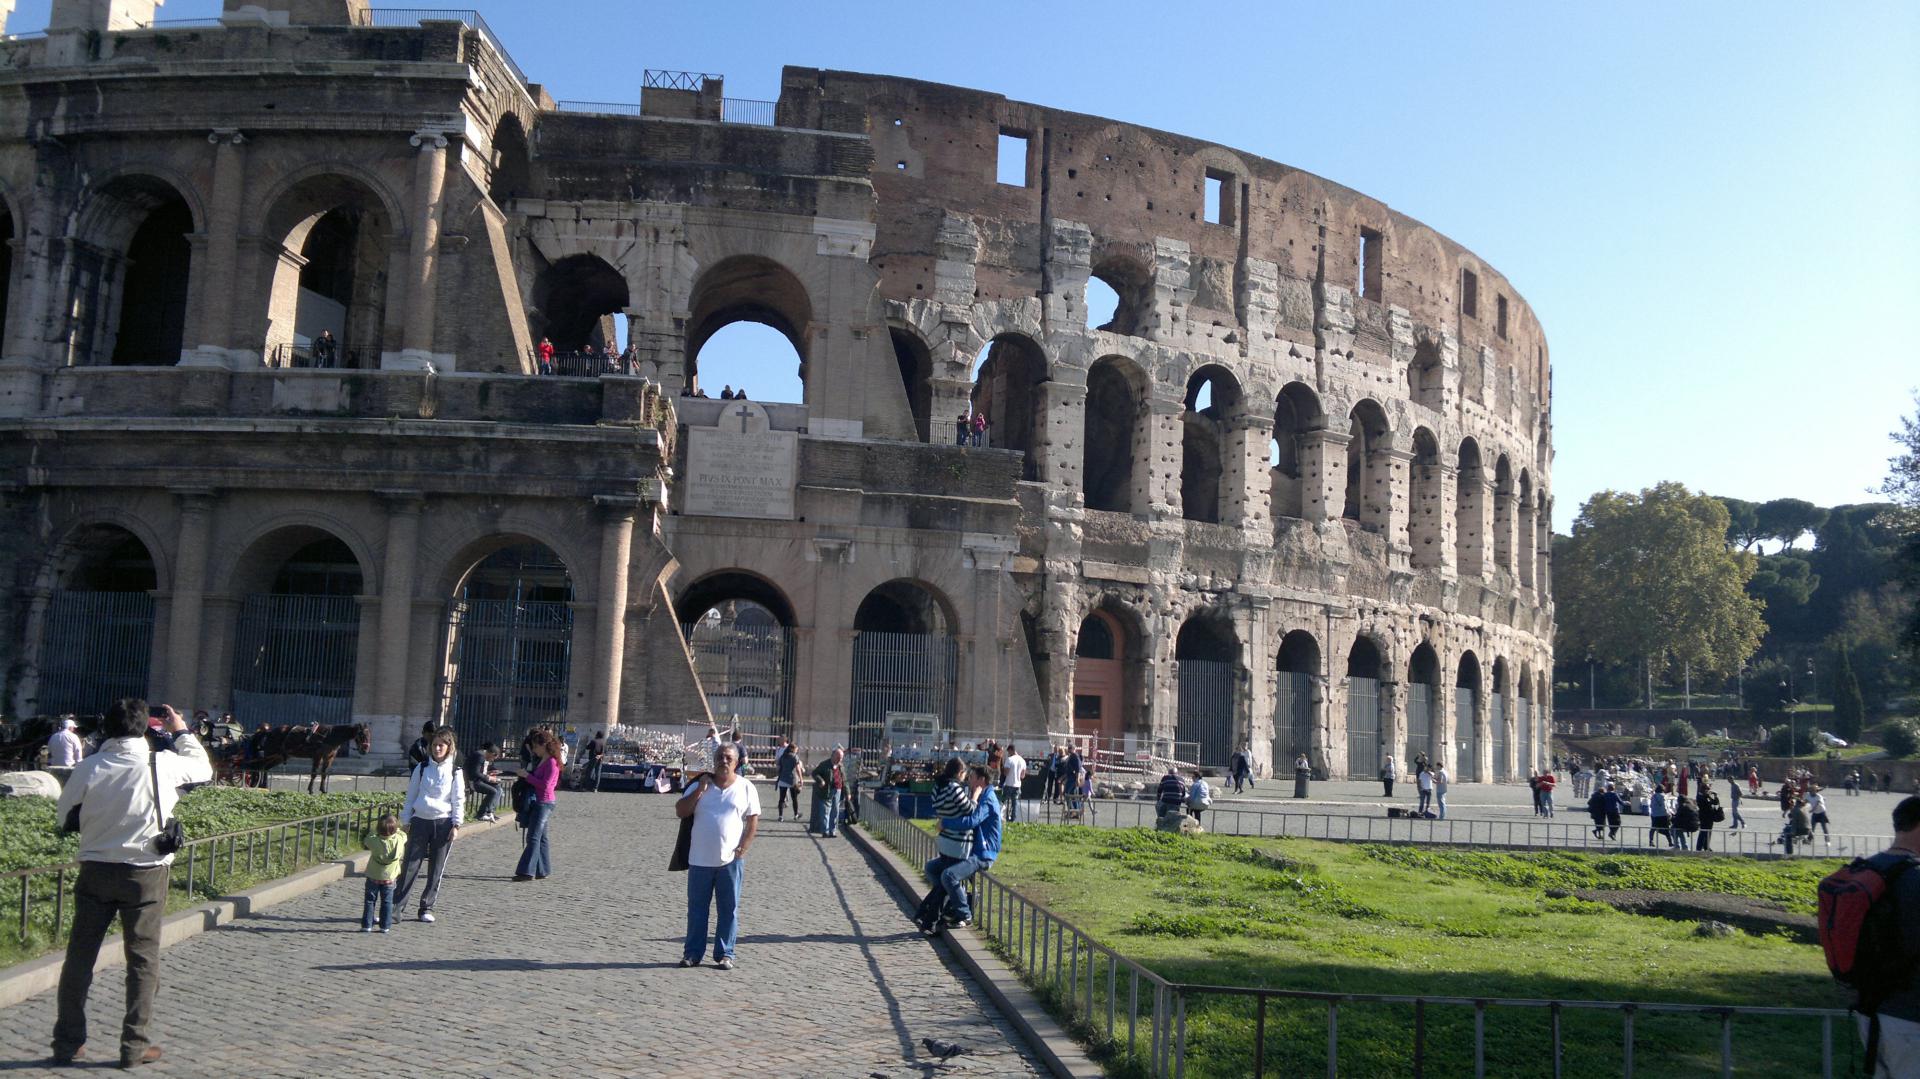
732;405;755;432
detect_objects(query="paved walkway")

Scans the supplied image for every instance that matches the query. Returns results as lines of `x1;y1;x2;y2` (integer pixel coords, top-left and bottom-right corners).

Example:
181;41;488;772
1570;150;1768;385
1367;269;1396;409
0;794;1047;1077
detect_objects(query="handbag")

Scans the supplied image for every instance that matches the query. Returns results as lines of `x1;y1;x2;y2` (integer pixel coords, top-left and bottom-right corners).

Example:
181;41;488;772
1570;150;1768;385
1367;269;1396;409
668;779;697;872
150;751;184;857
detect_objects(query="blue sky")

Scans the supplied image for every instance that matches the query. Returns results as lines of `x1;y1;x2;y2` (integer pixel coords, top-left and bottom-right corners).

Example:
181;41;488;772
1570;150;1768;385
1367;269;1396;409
17;1;1914;530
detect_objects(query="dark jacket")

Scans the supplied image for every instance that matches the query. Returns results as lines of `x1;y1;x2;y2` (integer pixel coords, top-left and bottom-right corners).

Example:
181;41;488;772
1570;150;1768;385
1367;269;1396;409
811;757;845;797
1672;801;1699;832
1157;772;1187;810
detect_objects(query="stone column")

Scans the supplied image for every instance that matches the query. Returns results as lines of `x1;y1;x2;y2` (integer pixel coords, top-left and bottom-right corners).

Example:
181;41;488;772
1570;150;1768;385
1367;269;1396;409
163;490;216;707
1517;491;1537;592
1299;429;1350;524
389;127;450;371
1226;414;1273;536
1410;462;1452;570
1033;377;1085;504
1146;395;1185;520
1536;497;1553;596
183;129;249;368
592;496;638;733
368;491;422;758
1494;481;1517;578
1474;674;1493;783
1467;473;1496;582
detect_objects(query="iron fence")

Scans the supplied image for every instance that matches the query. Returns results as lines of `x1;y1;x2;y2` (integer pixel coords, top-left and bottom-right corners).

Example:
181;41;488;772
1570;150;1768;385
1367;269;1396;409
643;69;717;91
38;591;154;717
1010;796;1888;857
556;100;642;117
441;596;572;754
860;798;1854;1078
530;348;634;377
229;594;361;729
1347;675;1380;778
849;631;957;754
8;790;491;954
267;342;368;369
1174;659;1234;770
720;98;776;126
358;8;526;86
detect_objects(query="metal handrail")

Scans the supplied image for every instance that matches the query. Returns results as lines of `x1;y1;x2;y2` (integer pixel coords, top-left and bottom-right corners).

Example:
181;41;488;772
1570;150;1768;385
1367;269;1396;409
1010;795;1885;858
556;100;642;117
859;798;1853;1078
720;98;775;126
358;8;526;87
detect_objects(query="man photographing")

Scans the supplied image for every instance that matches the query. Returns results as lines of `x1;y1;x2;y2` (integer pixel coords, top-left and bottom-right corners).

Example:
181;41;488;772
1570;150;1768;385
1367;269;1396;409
51;698;212;1068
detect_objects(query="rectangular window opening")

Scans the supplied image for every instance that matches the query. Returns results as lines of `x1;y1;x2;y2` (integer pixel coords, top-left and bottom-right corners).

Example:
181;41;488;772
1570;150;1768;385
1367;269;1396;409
1203;169;1232;226
1359;227;1383;299
1497;295;1510;339
1461;269;1479;319
997;130;1029;187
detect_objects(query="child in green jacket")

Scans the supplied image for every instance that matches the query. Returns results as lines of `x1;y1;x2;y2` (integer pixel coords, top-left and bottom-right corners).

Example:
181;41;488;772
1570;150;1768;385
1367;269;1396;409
361;813;405;932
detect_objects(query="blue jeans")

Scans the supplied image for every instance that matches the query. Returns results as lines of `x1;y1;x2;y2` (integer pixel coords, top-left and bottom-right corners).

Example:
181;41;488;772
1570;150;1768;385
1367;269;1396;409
917;855;962;925
1436;790;1448;819
816;789;842;836
685;859;744;961
515;801;553;877
939;856;990;922
1001;786;1020;823
1417;789;1432;815
361;879;394;930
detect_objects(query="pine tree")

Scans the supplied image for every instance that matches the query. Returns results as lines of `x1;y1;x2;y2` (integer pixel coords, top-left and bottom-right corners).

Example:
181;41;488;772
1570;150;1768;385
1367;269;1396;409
1831;646;1866;741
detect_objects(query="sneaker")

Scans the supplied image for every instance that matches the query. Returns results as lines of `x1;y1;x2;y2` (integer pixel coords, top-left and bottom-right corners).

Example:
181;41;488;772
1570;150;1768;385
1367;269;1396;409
120;1046;163;1068
945;917;972;929
715;957;734;970
381;928;390;934
418;911;435;923
679;957;699;968
361;926;374;933
511;874;533;882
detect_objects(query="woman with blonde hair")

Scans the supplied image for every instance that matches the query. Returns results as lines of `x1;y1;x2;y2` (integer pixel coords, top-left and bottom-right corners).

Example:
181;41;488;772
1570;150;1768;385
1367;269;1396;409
395;726;464;923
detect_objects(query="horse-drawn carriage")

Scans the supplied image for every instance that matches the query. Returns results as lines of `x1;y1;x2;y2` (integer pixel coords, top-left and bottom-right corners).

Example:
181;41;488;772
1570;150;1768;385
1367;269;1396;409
210;723;371;792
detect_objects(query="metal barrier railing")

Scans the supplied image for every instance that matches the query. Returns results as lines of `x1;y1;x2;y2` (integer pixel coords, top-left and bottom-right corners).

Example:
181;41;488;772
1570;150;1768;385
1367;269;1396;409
268;342;368;370
720;98;775;126
7;790;490;951
860;798;1854;1078
1011;796;1885;857
358;8;526;87
556;100;642;117
531;348;635;378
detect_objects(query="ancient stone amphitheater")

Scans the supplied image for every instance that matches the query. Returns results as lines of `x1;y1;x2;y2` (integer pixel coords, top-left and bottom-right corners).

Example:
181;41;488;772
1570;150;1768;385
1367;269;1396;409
0;0;1551;779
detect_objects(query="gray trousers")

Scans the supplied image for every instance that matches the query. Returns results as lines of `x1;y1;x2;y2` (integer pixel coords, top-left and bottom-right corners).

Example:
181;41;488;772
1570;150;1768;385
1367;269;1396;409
394;815;456;914
54;861;169;1062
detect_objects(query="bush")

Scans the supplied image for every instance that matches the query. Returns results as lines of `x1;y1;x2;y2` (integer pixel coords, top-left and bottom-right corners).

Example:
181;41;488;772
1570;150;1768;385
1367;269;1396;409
1769;725;1818;757
1662;720;1699;748
1882;720;1920;759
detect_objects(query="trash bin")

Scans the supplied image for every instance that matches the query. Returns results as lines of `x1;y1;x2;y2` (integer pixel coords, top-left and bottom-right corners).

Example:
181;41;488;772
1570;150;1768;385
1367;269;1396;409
1294;766;1310;799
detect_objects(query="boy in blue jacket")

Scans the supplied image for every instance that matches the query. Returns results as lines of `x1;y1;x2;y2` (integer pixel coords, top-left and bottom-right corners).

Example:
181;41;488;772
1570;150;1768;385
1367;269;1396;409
930;765;1001;930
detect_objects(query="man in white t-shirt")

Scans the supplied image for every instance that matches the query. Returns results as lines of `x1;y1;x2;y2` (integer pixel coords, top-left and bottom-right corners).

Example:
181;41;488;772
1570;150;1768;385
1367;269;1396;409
676;743;760;970
1000;744;1028;823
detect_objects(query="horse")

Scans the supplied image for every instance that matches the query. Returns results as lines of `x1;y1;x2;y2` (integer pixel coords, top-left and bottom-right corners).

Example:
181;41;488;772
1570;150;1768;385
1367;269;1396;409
246;723;372;793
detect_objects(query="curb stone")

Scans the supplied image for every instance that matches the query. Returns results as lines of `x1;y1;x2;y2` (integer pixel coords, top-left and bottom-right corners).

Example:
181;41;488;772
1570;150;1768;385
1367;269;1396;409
0;813;513;1011
845;823;1106;1079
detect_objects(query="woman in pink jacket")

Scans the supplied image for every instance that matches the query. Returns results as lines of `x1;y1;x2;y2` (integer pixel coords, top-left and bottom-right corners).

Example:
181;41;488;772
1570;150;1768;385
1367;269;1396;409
513;728;561;882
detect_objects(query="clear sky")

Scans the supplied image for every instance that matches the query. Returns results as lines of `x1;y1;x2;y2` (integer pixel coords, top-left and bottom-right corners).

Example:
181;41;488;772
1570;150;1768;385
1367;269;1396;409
13;1;1915;530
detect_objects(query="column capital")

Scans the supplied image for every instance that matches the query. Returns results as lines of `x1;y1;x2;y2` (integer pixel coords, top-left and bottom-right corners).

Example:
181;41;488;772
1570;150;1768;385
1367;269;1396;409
1301;427;1352;449
409;127;453;150
593;493;641;519
207;128;246;147
375;488;426;512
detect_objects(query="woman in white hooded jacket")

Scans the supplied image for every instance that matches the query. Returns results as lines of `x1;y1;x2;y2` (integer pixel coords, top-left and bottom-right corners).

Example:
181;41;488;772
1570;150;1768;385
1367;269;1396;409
394;726;465;923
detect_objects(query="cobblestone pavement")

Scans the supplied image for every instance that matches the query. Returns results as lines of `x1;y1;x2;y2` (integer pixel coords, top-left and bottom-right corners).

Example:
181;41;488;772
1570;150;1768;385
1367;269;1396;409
0;793;1047;1077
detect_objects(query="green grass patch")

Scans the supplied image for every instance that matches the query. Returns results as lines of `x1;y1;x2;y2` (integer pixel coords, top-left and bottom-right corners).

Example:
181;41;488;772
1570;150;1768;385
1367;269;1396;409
972;823;1850;1079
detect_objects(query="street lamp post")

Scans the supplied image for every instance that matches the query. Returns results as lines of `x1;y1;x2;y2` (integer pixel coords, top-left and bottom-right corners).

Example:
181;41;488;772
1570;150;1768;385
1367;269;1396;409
1587;653;1595;711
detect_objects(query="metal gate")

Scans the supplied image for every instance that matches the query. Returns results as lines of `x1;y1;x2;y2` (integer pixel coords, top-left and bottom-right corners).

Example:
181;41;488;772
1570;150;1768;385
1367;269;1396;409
683;621;795;745
230;594;361;727
1517;698;1533;775
849;631;956;753
1275;670;1312;773
38;591;155;716
441;598;572;752
1455;687;1478;782
1346;676;1380;778
1490;692;1507;781
1175;659;1235;769
1406;682;1432;769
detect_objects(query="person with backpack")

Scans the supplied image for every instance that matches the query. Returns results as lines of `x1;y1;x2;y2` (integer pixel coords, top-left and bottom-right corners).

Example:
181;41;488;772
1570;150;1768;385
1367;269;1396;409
1822;796;1920;1076
1696;785;1724;851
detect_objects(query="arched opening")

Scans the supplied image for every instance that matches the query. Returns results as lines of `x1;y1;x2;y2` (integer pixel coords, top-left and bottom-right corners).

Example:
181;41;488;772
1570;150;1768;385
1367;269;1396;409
229;531;365;728
1174;610;1238;768
1409;337;1443;410
849;579;957;751
686;255;811;403
1456;651;1482;782
891;327;933;442
1343;399;1392;531
69;176;195;367
971;334;1048;479
38;525;157;715
1071;608;1124;743
1406;642;1440;769
1408;428;1443;567
1516;662;1535;776
1270;382;1322;520
1083;357;1144;513
1493;455;1516;575
529;253;631;375
677;571;798;748
1181;365;1240;524
441;541;575;753
264;175;394;369
1490;656;1510;781
1275;629;1319;774
1456;438;1485;577
1345;635;1384;778
487;113;531;206
1517;470;1537;590
1087;256;1150;335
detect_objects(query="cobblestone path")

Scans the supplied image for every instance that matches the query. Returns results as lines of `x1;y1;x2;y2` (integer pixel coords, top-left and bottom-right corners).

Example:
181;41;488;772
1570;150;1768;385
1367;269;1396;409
0;792;1047;1077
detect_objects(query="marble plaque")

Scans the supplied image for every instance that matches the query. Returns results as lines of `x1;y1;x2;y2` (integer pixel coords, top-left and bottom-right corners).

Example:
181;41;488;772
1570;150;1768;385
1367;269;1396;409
684;409;797;520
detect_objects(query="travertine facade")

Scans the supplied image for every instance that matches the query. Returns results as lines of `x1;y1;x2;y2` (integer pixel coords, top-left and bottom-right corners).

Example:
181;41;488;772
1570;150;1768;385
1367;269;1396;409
0;0;1551;777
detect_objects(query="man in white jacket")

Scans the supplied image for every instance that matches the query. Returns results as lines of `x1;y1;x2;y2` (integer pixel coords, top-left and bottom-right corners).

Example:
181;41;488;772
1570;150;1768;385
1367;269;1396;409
51;698;212;1069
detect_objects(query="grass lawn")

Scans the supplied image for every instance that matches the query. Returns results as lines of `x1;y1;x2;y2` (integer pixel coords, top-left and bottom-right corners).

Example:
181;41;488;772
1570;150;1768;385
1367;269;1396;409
980;824;1848;1079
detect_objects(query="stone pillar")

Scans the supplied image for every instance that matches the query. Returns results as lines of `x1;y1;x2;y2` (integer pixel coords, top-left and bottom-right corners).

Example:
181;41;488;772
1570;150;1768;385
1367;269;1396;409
162;490;216;707
366;491;422;758
1493;481;1516;578
1410;462;1453;570
1518;491;1537;591
1226;415;1273;535
1033;377;1085;504
183;129;251;368
388;127;450;371
1300;429;1350;524
1536;497;1553;596
592;496;638;734
1381;677;1405;777
1460;472;1494;582
1473;675;1492;783
1373;447;1413;542
1144;394;1185;519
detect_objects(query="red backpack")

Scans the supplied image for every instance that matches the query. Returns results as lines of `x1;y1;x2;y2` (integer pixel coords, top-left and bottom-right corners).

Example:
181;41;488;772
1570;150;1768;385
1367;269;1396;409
1820;854;1914;998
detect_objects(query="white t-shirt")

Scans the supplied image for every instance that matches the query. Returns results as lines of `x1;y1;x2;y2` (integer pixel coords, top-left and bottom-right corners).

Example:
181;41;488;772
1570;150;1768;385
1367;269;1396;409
1002;754;1027;788
688;776;762;868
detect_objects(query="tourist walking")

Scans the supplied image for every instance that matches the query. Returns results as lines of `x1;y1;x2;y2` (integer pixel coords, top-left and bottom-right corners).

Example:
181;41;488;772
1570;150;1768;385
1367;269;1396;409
915;757;976;932
774;742;803;821
677;744;760;968
1000;743;1027;822
811;747;848;837
1728;779;1748;831
1537;766;1557;818
1416;762;1434;817
50;699;212;1069
1649;787;1673;848
513;728;561;882
1837;796;1920;1076
929;766;1001;929
1588;782;1623;841
464;742;502;822
360;813;403;932
1810;788;1832;842
1381;753;1397;798
1230;745;1253;794
395;727;464;923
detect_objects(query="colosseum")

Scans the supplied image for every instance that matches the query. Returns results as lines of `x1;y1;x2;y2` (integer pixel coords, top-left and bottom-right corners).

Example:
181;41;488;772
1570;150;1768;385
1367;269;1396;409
0;0;1553;781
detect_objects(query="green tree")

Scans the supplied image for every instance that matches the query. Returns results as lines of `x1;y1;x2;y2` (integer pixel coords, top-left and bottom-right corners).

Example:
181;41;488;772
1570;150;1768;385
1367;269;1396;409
1770;725;1818;757
1715;496;1763;550
1882;393;1920;652
1556;484;1767;704
1756;498;1828;550
1661;719;1698;747
1882;719;1920;760
1829;646;1865;740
